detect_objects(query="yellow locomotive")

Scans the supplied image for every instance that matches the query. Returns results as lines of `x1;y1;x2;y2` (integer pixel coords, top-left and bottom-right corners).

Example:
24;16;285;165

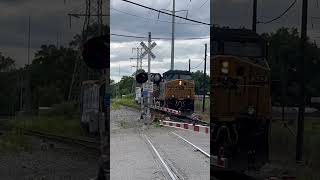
211;28;271;171
153;70;195;114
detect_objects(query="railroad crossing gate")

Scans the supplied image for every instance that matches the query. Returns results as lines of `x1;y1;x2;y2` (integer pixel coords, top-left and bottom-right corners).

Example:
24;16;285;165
140;41;156;59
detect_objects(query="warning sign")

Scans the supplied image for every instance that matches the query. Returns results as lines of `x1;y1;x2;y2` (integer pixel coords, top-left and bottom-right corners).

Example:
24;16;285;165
143;82;153;92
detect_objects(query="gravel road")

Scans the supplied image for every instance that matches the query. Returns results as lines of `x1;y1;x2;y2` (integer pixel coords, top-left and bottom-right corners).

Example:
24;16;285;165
110;106;210;180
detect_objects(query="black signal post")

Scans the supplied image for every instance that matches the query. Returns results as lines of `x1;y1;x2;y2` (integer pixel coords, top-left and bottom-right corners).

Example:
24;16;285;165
296;0;308;163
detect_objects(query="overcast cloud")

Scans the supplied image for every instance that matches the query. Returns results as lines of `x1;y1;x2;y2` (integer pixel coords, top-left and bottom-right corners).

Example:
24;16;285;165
0;0;319;82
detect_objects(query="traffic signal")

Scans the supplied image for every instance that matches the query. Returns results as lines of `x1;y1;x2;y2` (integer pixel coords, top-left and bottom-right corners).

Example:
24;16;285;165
82;35;109;69
150;73;162;84
136;72;148;84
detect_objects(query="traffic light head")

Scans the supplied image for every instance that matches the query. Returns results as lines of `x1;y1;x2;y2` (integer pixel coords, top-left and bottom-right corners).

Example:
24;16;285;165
82;35;109;69
151;73;162;84
136;72;148;84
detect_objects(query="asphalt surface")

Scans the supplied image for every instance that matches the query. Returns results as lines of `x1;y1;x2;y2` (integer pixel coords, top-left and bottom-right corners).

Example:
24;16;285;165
110;106;210;180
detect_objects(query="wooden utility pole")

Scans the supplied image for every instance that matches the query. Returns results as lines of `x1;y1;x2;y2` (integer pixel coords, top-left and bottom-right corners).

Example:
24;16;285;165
188;59;191;72
296;0;308;163
202;44;207;112
252;0;257;32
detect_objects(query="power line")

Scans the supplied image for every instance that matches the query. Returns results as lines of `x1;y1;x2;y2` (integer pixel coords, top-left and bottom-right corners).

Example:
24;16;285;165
258;0;297;24
199;0;209;9
111;7;205;26
120;0;210;26
190;59;204;69
111;33;209;40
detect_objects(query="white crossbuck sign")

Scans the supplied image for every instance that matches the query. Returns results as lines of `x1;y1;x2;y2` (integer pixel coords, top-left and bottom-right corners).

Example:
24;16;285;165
140;41;156;59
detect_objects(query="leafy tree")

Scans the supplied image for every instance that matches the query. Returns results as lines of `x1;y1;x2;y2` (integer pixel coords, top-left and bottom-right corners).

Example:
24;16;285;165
0;52;15;72
29;45;78;107
191;70;210;95
263;27;320;105
0;52;18;115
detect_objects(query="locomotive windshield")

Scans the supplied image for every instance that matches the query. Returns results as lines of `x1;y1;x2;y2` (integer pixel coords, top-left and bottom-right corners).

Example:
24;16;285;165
211;28;267;58
163;70;192;81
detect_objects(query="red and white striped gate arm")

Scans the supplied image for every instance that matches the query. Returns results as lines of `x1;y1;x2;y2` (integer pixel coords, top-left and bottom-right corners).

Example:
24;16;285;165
160;120;209;134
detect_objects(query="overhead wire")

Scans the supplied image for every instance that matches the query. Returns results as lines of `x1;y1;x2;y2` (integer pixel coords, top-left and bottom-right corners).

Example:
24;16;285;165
199;0;209;9
110;33;209;40
111;7;205;26
258;0;297;24
190;59;204;69
120;0;210;26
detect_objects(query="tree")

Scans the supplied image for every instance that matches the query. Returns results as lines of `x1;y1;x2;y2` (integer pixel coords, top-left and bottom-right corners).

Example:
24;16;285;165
29;45;79;107
0;52;15;72
263;27;320;105
0;52;18;115
191;70;210;95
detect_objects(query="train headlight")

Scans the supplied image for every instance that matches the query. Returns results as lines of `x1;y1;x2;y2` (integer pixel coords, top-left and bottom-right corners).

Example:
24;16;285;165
248;106;255;115
187;95;190;98
179;80;182;86
221;68;229;74
221;61;229;74
222;61;229;68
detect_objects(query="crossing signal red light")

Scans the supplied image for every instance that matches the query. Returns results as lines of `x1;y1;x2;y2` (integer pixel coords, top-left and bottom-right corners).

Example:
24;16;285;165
136;72;148;84
82;35;109;69
151;73;162;84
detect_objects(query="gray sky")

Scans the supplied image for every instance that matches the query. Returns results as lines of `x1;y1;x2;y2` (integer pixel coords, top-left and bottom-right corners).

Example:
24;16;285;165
110;0;210;82
0;0;319;81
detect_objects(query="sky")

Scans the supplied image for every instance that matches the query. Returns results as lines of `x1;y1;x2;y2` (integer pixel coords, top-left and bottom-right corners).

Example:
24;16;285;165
0;0;320;82
110;0;210;82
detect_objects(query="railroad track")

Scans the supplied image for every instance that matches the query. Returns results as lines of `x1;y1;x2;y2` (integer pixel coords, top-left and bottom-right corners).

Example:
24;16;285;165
142;130;210;180
23;129;101;151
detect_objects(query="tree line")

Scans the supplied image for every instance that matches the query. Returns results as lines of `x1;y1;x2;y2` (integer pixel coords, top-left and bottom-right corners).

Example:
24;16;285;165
0;26;319;115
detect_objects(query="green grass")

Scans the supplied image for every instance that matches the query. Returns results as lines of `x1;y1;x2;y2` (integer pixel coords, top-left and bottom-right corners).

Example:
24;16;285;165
10;114;88;138
0;130;31;153
194;98;210;123
111;96;139;110
270;119;320;179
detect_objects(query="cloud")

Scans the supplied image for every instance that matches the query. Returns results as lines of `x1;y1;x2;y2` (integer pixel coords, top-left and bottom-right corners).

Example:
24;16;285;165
110;38;210;82
110;0;210;81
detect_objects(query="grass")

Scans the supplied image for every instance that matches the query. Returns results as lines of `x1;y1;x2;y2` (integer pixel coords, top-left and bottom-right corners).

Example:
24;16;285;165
111;96;139;110
270;118;320;179
0;130;31;153
10;114;88;138
194;98;210;123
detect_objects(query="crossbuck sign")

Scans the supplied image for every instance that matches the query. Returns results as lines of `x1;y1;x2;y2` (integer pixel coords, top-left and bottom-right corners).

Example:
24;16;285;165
140;41;156;59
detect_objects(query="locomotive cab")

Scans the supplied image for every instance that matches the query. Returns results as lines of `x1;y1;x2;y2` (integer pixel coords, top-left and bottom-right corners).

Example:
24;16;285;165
153;70;195;114
211;28;271;172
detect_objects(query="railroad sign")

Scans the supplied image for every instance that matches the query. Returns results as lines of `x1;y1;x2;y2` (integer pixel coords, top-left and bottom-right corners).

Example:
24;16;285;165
143;82;153;92
140;41;156;59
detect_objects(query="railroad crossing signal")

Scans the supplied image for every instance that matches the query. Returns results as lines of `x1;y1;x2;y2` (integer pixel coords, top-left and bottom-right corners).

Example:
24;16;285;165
143;82;153;92
140;41;156;59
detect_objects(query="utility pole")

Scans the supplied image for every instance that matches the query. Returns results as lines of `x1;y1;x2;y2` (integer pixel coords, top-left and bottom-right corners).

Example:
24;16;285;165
25;15;31;113
146;32;151;123
118;64;120;98
189;59;191;72
130;47;142;93
20;73;23;111
158;0;188;70
281;54;288;123
252;0;257;32
202;44;207;112
296;0;308;163
170;0;175;70
28;16;31;65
